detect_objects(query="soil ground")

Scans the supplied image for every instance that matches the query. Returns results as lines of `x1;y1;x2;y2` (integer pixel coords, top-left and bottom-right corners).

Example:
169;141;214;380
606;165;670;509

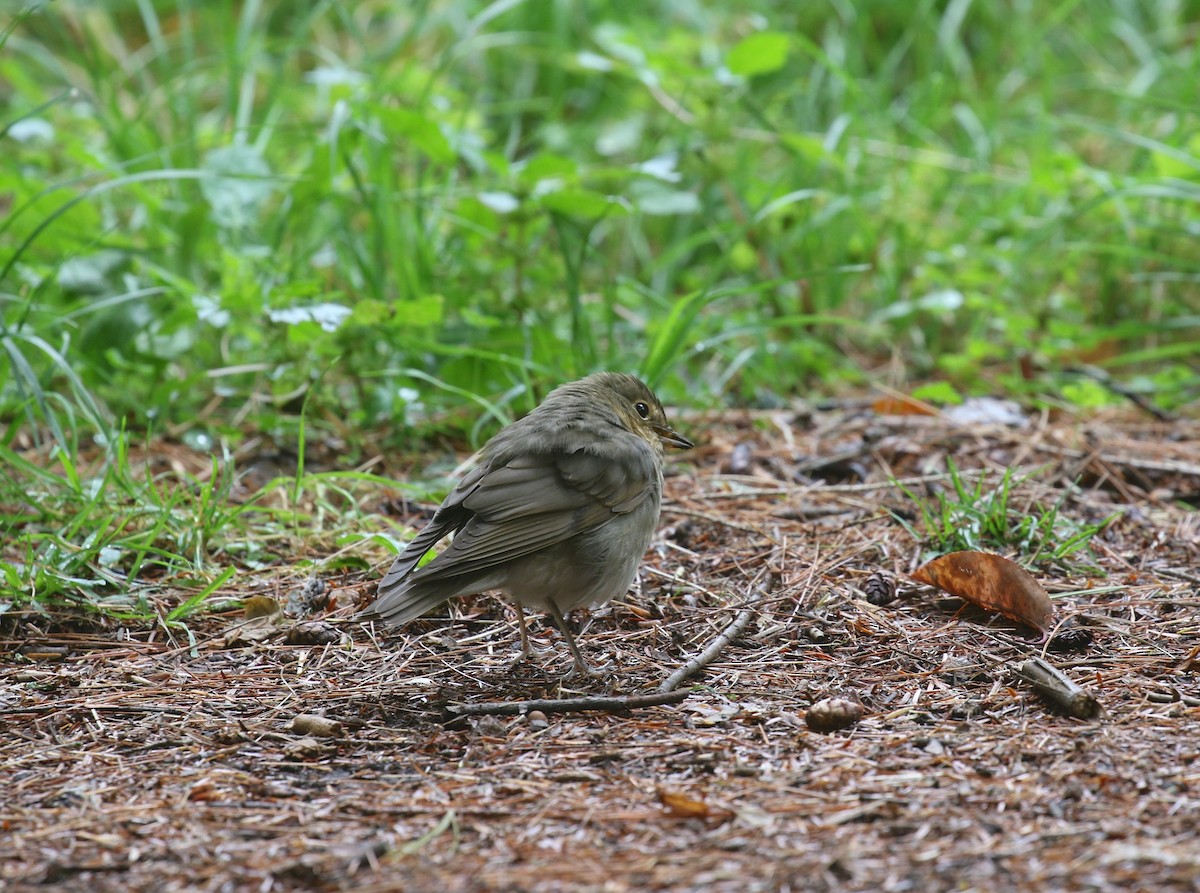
4;405;1199;892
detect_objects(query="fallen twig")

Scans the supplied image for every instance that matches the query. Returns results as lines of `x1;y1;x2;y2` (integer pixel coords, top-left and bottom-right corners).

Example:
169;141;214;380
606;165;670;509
1034;443;1200;479
1065;365;1174;421
659;605;759;694
1013;656;1102;719
444;687;692;717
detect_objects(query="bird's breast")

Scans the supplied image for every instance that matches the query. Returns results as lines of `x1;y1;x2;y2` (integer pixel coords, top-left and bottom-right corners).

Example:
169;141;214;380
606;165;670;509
499;489;661;613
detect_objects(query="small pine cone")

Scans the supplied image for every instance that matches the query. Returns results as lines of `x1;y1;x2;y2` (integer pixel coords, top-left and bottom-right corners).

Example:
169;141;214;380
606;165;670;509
1046;619;1095;653
863;572;897;606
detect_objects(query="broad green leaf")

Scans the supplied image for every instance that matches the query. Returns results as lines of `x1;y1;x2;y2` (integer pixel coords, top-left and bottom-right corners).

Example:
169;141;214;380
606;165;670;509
1150;133;1200;179
538;188;624;219
727;32;789;78
391;294;445;328
520;153;577;183
377;107;456;165
911;381;963;405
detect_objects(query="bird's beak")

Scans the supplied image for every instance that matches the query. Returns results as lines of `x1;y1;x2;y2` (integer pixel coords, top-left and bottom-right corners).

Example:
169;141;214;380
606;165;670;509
653;424;694;451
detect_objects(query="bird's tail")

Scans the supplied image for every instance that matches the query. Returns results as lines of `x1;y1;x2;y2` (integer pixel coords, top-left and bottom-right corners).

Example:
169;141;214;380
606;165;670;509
358;577;465;627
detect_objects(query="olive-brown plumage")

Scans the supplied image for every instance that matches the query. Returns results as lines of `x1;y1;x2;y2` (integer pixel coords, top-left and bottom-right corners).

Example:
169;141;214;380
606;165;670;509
361;372;692;676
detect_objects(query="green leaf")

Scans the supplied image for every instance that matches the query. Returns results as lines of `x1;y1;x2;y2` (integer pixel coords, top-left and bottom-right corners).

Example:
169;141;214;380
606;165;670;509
519;153;578;183
349;298;391;327
378;107;456;165
727;32;789;78
1060;379;1117;410
538;188;625;219
1145;133;1200;180
911;381;963;405
389;294;444;328
780;132;835;164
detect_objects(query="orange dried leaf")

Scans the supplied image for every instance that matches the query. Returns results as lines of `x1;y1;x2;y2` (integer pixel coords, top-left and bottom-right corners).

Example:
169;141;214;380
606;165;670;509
872;394;937;416
911;550;1054;634
187;780;221;802
624;604;653;620
656;786;714;819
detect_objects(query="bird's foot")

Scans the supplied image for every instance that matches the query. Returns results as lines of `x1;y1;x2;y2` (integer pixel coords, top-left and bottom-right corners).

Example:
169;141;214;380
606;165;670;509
564;653;613;680
509;642;552;672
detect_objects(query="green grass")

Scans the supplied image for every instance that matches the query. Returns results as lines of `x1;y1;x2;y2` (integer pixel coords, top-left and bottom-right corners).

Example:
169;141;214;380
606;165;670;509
0;420;425;624
1;0;1196;616
892;458;1114;570
4;0;1198;440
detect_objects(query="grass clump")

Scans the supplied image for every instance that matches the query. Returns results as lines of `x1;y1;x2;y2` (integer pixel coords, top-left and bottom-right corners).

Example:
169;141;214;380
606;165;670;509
893;459;1113;571
2;0;1197;449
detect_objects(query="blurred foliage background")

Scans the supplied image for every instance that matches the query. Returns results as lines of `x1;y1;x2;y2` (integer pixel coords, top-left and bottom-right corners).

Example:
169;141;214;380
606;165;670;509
3;0;1199;453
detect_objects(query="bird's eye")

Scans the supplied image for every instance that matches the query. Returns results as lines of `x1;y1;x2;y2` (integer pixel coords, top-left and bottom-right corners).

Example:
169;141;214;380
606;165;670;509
634;401;650;419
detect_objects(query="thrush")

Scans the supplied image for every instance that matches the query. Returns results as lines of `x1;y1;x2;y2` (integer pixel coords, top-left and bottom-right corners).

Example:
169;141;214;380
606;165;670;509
361;372;692;676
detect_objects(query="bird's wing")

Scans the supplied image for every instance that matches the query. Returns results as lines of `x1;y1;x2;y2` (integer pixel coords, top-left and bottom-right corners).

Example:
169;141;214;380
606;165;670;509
408;435;660;583
374;463;486;593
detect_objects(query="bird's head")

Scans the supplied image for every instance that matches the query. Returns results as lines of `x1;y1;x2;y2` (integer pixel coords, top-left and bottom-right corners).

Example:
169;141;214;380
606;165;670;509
588;372;694;453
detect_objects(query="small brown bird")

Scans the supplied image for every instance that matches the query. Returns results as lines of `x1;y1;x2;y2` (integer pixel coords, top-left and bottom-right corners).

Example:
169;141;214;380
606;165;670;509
361;372;692;676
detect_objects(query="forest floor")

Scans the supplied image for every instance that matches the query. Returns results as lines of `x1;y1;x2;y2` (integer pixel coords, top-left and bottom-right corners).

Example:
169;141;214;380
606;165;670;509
3;401;1199;892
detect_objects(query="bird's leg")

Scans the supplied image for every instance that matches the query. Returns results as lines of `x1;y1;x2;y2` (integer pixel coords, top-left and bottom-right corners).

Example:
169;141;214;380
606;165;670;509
516;604;531;659
545;598;598;678
510;603;548;668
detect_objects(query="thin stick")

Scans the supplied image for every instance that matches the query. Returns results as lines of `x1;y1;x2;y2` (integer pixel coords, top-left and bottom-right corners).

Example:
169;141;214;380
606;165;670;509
444;687;692;717
658;606;756;693
1065;365;1173;421
1034;443;1200;478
